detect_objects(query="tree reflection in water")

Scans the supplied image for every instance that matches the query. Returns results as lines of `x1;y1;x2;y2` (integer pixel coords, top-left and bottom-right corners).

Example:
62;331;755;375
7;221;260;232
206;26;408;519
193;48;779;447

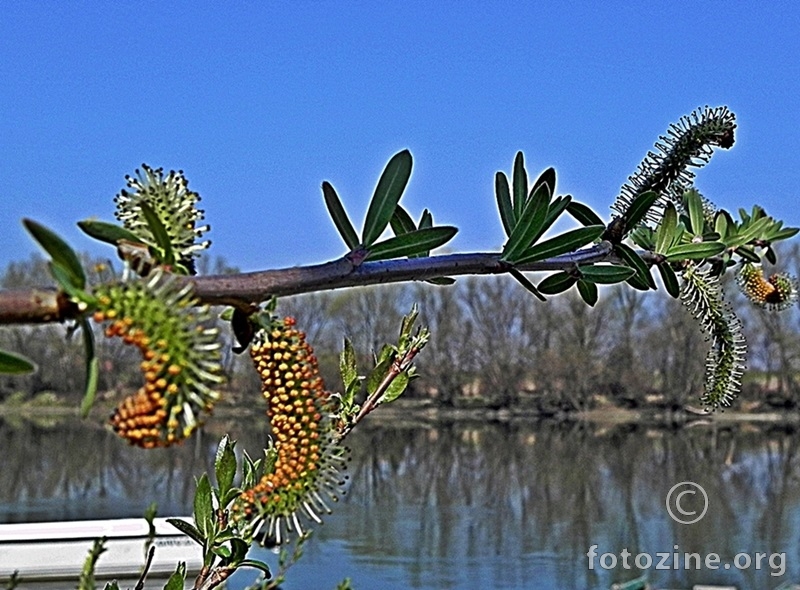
2;415;799;589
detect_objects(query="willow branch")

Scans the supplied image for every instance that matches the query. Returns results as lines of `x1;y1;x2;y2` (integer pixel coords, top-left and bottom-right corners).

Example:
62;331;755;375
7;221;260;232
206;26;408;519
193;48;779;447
0;243;615;325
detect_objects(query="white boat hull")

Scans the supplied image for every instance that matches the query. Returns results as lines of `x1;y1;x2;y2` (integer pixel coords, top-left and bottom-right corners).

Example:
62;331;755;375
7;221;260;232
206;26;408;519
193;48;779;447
0;517;203;584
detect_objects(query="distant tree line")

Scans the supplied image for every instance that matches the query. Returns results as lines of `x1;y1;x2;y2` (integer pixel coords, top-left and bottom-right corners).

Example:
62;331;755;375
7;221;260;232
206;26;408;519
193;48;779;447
2;247;799;413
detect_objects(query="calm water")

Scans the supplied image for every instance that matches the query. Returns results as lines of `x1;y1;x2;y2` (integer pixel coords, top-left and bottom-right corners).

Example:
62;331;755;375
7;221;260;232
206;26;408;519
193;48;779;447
2;412;799;589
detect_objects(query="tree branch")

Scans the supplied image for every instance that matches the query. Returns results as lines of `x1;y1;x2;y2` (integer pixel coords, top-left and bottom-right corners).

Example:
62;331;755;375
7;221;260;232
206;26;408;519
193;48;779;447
0;243;615;325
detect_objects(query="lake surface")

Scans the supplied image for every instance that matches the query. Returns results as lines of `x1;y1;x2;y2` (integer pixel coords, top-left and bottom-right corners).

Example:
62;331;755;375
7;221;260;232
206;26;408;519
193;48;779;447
1;412;799;589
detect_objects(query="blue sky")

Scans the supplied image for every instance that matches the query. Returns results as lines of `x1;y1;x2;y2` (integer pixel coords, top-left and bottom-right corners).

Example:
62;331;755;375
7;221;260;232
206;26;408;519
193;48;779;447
2;2;799;274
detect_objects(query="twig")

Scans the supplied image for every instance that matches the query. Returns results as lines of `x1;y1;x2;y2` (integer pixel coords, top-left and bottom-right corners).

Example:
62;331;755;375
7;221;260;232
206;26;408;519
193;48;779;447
0;243;615;325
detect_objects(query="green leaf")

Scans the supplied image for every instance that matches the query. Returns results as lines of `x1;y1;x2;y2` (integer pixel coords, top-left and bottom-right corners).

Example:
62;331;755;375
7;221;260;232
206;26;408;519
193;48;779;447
139;202;175;266
623;190;660;229
366;357;392;396
239;559;272;575
495;172;514;237
167;518;205;546
509;268;546;301
714;210;732;239
48;261;88;302
665;241;726;261
340;338;359;407
365;226;457;261
425;276;456;285
578;264;636;284
0;349;37;374
765;246;777;265
514;225;604;265
729;216;773;248
322;181;360;250
362;150;412;246
77;219;145;247
577;280;598;306
501;181;552;262
540;195;572;236
23;218;86;289
769;227;800;242
657;263;680;298
79;318;99;418
215;435;237;499
567;201;604;226
193;474;214;538
512;152;528;221
381;372;409;404
654;203;678;255
537;271;577;295
230;538;250;562
614;243;656;290
532;167;556;197
684;189;706;235
390;205;417;235
418;209;433;229
736;245;760;263
163;562;187;590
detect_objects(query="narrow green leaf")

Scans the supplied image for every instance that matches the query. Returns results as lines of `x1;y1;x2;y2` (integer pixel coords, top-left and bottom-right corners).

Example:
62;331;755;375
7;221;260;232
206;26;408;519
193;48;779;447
322;181;360;250
381;372;409;404
736;245;760;263
215;436;237;499
495;172;514;237
514;225;604;265
77;219;145;247
657;263;680;298
0;349;37;374
532;167;556;197
49;262;87;302
538;195;572;238
509;268;546;301
23;218;86;289
139;202;175;266
567;201;604;226
512;152;528;221
418;209;433;229
654;203;678;255
537;271;577;295
577;280;598;306
769;227;799;242
684;189;706;236
729;216;773;248
665;241;726;261
765;246;777;265
365;226;457;261
167;518;205;546
501;181;552;262
80;318;99;418
426;277;456;285
390;205;417;236
578;264;635;284
193;474;214;538
362;150;412;246
614;243;656;290
239;559;272;575
625;273;652;291
623;190;660;229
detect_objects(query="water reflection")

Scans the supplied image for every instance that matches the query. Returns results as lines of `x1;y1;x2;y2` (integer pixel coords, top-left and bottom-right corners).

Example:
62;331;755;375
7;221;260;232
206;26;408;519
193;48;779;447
2;414;799;589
